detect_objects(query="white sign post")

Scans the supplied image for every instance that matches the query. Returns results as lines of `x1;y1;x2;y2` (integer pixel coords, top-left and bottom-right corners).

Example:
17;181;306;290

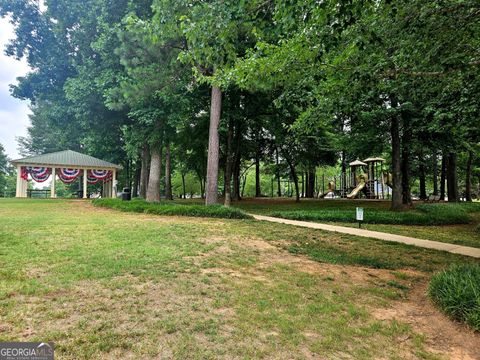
356;207;364;228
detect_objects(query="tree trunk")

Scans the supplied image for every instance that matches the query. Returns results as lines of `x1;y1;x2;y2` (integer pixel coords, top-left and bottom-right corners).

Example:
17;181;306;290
146;145;162;202
285;157;300;202
447;152;459;202
232;121;242;201
433;152;438;196
401;119;412;205
197;171;204;199
241;174;246;197
165;142;172;200
255;151;261;197
181;172;186;199
232;157;241;201
390;109;403;210
465;150;473;202
275;147;281;197
307;169;315;198
341;150;347;197
478;175;480;200
305;172;309;197
205;86;222;205
301;172;304;198
440;153;446;200
419;159;427;200
132;163;141;197
224;119;234;206
139;144;149;198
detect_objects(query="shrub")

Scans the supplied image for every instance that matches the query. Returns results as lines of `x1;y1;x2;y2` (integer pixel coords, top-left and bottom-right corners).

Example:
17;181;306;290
269;203;472;226
428;263;480;331
93;198;252;220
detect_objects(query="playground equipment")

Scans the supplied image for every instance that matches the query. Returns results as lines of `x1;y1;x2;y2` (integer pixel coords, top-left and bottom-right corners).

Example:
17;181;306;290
320;157;392;199
347;173;367;199
319;181;335;198
383;172;393;189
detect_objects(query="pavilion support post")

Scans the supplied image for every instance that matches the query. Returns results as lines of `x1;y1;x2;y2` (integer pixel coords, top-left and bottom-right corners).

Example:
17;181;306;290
112;170;117;198
19;167;27;198
51;167;56;198
16;165;21;198
83;169;88;199
22;177;27;197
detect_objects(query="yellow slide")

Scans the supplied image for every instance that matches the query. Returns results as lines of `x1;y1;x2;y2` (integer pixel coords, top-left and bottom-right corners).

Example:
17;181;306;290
347;181;366;199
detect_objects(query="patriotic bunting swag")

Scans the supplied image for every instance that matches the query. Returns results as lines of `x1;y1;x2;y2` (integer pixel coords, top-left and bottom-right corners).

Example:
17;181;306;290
22;167;112;184
90;169;109;180
89;170;112;184
87;171;99;184
57;168;81;183
21;166;51;182
56;168;111;184
29;167;51;182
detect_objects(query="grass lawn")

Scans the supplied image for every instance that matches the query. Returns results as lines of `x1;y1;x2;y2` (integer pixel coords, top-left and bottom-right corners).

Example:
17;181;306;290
231;198;480;248
0;199;479;359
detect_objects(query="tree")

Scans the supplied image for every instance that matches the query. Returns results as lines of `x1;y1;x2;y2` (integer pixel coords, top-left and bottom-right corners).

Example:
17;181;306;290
151;0;262;205
0;143;9;195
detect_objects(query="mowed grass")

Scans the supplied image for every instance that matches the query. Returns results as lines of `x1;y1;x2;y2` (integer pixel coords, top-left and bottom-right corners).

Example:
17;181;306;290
0;199;477;359
231;198;480;248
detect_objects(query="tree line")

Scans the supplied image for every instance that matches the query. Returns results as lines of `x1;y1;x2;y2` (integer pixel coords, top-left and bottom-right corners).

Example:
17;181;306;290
1;0;478;209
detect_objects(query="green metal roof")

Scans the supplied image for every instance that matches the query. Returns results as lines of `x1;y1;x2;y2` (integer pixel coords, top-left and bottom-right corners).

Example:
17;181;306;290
11;150;122;169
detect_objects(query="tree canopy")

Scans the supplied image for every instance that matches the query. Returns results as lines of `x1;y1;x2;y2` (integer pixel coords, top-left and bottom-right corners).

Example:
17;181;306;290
1;0;478;206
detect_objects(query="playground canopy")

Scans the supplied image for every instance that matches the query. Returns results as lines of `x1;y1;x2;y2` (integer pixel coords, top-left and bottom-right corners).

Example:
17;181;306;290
11;150;122;198
349;160;367;167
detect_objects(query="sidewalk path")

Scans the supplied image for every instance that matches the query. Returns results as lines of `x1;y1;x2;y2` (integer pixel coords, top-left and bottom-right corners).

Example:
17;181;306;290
251;214;480;259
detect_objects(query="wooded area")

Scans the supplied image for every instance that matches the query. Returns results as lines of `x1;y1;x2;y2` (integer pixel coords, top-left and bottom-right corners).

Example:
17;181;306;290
1;0;479;209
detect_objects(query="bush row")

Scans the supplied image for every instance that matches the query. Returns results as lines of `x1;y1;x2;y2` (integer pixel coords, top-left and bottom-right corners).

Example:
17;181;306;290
93;198;252;219
269;204;472;226
428;263;480;331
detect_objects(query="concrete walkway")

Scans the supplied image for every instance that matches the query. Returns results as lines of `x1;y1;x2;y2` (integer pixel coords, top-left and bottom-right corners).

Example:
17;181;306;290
251;214;480;259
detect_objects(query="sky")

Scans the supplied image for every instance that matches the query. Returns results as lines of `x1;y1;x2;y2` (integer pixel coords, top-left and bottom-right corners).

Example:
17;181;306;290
0;17;31;161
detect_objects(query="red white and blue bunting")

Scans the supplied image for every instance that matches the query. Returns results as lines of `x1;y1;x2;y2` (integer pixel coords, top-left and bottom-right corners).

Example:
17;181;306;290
57;168;81;183
90;169;109;180
20;166;113;184
87;171;99;184
26;166;49;176
30;168;51;182
21;166;51;182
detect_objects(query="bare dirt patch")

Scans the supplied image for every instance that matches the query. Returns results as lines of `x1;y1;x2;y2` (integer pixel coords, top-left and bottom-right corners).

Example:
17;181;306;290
237;234;414;284
373;282;480;360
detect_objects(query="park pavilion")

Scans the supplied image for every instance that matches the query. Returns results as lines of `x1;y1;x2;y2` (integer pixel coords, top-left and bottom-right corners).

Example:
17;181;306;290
11;150;122;198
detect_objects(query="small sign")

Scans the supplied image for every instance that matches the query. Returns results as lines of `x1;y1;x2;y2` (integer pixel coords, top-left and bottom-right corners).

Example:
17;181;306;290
356;207;364;221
